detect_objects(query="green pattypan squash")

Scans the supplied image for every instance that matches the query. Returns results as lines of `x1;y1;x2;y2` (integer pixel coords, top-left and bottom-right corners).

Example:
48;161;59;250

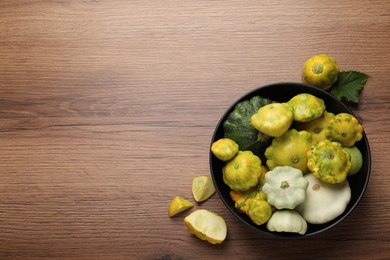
223;96;272;155
288;93;326;122
222;151;261;191
307;140;351;184
251;102;293;137
344;146;363;176
262;166;309;210
265;129;313;173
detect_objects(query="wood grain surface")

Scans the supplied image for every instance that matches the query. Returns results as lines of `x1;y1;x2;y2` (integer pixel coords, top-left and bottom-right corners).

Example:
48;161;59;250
0;1;389;259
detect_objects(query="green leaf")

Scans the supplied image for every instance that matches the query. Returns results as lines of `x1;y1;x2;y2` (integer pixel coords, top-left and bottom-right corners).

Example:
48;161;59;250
330;71;369;104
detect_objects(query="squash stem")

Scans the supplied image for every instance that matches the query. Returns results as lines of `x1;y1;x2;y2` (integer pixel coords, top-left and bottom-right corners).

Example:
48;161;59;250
280;181;290;189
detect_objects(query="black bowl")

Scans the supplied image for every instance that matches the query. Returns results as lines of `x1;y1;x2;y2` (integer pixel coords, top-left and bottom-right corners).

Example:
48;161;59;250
209;82;371;238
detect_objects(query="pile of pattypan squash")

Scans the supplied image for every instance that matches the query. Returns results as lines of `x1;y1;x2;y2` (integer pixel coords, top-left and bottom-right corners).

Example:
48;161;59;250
211;92;364;235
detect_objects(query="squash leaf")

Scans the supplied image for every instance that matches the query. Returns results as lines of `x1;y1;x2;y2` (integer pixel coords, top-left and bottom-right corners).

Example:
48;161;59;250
330;71;369;104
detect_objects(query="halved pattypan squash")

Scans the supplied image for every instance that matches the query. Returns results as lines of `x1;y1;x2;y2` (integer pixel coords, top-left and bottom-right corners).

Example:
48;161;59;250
184;209;227;244
307;140;351;184
222;151;262;191
211;138;239;161
251;103;293;137
288;93;326;122
326;113;363;147
265;129;313;173
295;111;335;144
262;166;309;210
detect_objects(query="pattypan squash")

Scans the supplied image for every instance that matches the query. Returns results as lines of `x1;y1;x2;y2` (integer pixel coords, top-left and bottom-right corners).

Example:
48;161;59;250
265;129;313;173
295;111;335;144
230;186;267;204
222;151;261;191
344;146;363;176
326;113;363;147
262;166;309;209
307;140;351;184
258;165;269;186
230;188;254;203
234;197;251;213
230;187;267;213
287;93;326;122
211;138;239;161
296;173;351;224
302;54;339;91
251;103;293;137
247;198;272;225
223;96;273;155
266;210;307;235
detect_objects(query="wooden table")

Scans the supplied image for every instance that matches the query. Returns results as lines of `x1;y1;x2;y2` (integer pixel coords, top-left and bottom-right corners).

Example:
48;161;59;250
1;1;389;259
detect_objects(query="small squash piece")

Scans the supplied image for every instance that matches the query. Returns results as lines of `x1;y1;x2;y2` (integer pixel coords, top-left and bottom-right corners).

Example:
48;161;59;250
265;129;313;173
326;113;363;147
192;176;216;202
168;196;194;217
288;93;326;122
251;103;294;137
222;151;262;191
307;140;352;184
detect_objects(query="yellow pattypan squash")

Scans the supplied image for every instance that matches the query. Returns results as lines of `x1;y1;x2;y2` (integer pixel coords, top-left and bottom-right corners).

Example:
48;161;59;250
222;151;262;191
302;54;339;90
326;113;363;147
288;93;326;122
295;110;335;144
307;140;352;184
251;103;293;137
211;138;239;161
265;129;313;173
